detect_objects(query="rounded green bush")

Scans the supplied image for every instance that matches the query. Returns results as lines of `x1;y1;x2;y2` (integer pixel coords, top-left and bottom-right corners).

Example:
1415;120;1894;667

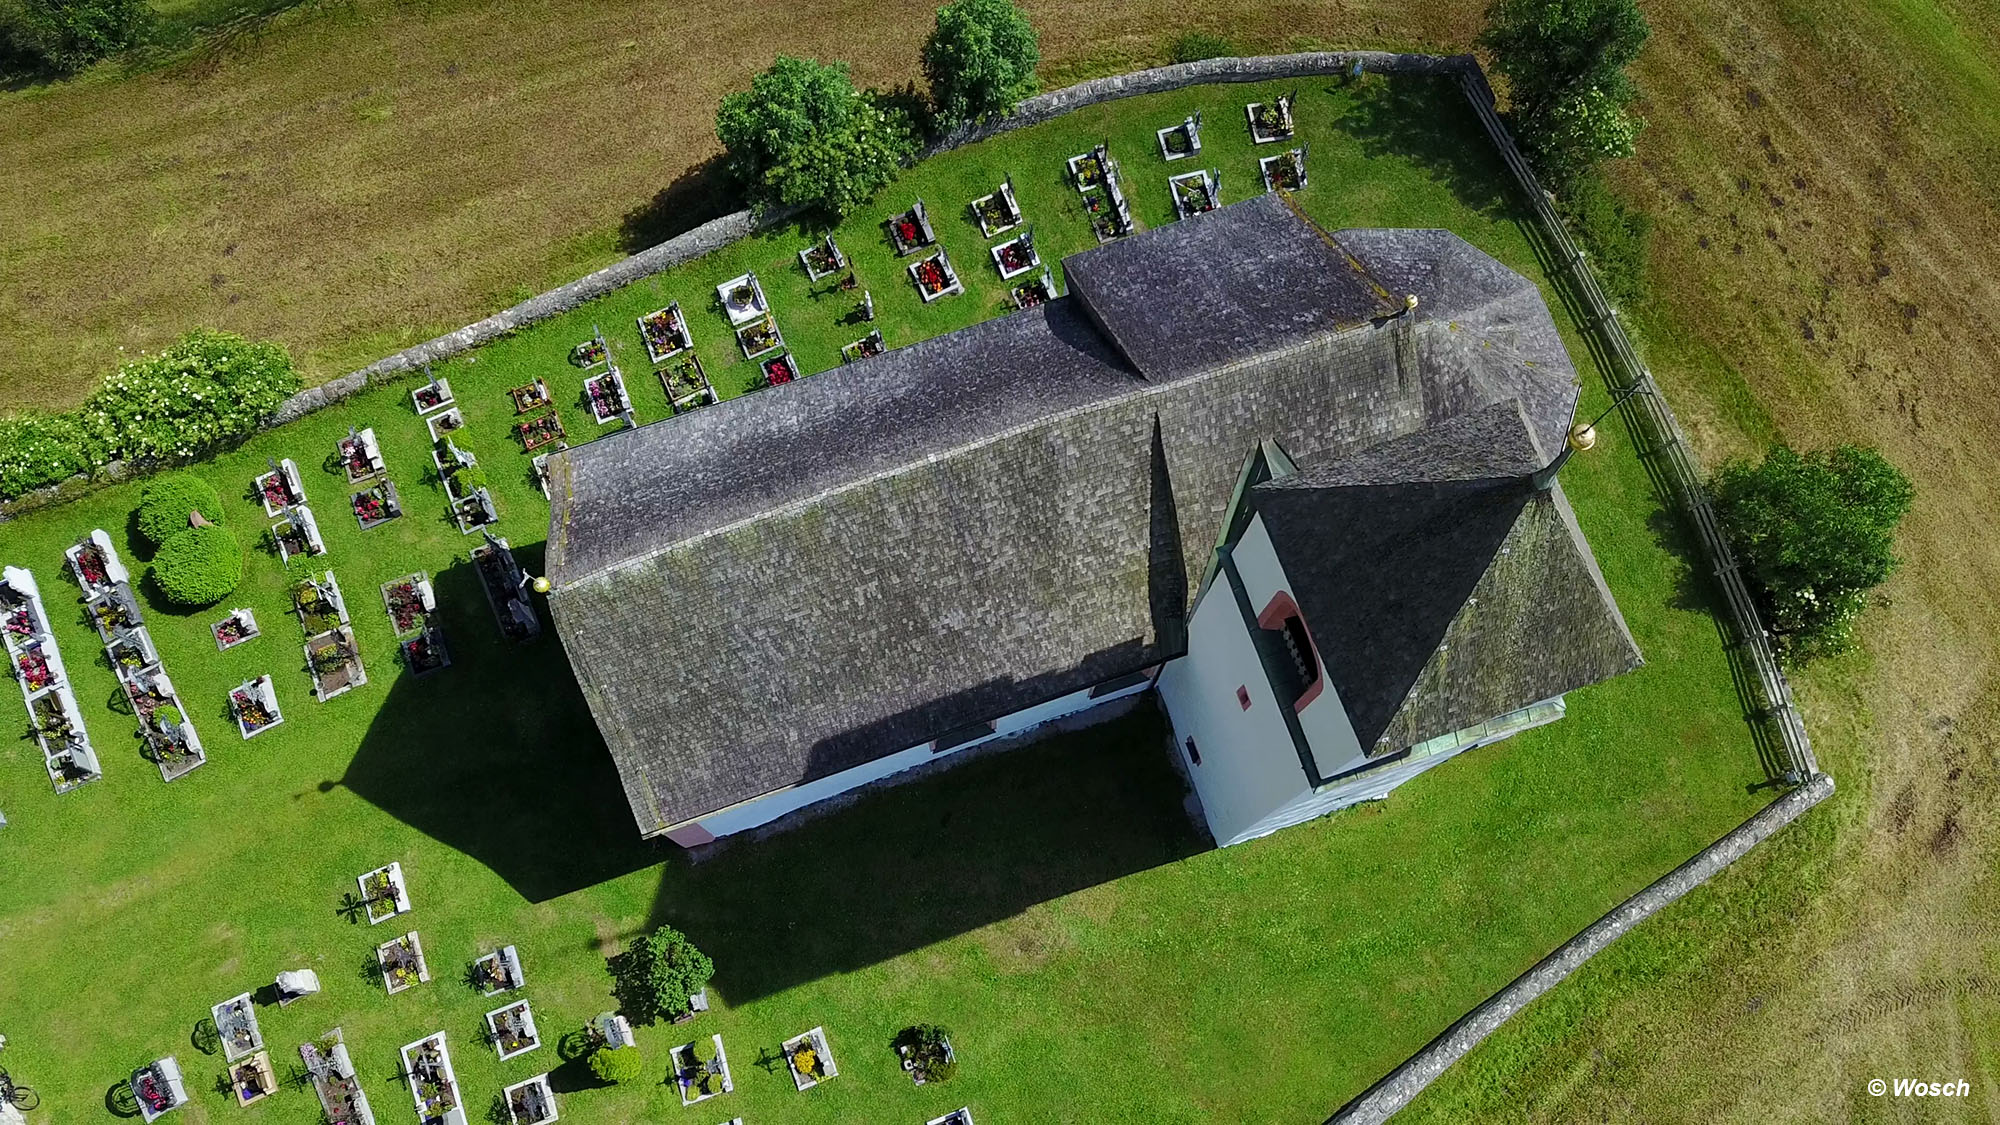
137;472;225;549
151;525;243;607
588;1045;644;1085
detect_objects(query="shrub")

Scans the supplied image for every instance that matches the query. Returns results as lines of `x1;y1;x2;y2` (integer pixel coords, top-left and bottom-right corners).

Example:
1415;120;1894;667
151;525;244;607
716;56;917;217
923;0;1040;126
136;472;224;549
0;411;93;497
9;0;150;73
608;924;715;1024
1167;30;1232;64
588;1045;644;1084
1712;444;1913;661
688;1037;714;1064
1480;0;1649;189
1558;175;1650;307
78;329;301;467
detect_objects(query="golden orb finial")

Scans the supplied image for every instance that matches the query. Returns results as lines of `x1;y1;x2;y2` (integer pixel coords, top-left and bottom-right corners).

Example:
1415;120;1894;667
531;576;552;594
1404;293;1419;311
1567;422;1598;452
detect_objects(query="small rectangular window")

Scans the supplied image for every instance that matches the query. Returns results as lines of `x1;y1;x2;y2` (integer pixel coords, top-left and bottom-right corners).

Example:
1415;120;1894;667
1184;737;1202;766
932;720;996;753
1088;670;1149;698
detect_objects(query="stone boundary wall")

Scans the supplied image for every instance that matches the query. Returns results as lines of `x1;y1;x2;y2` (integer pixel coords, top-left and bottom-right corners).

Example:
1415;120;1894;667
1;50;1465;521
1325;773;1836;1124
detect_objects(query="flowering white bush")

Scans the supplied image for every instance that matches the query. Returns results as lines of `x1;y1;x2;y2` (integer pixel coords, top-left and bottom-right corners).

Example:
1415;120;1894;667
0;329;300;501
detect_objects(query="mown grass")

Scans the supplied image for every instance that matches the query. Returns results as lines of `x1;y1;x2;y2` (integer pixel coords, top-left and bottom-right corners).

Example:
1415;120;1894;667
0;76;1771;1125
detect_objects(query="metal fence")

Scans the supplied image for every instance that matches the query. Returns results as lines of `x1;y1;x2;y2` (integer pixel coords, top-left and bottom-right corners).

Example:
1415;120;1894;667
1453;66;1818;782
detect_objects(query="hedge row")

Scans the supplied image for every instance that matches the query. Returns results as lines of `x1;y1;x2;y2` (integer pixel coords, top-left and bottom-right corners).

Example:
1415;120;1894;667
0;329;301;501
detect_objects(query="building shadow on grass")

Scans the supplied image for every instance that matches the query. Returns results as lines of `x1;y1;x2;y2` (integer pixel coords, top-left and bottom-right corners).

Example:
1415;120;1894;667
638;702;1206;1007
330;557;668;902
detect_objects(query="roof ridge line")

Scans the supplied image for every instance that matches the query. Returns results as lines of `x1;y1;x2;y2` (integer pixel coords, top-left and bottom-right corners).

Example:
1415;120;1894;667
554;326;1382;590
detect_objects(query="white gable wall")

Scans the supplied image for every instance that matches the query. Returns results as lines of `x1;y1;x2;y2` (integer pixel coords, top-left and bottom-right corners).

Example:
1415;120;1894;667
1156;550;1315;847
1229;516;1370;778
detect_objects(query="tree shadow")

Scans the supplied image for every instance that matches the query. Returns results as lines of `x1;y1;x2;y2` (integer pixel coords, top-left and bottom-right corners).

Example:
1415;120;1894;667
1339;75;1516;217
638;703;1204;1006
328;557;667;902
617;155;736;254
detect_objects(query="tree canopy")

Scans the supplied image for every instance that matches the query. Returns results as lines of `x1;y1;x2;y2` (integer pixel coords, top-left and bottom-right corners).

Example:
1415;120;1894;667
922;0;1040;126
607;924;715;1024
1480;0;1650;188
1712;443;1914;661
716;55;917;217
5;0;150;74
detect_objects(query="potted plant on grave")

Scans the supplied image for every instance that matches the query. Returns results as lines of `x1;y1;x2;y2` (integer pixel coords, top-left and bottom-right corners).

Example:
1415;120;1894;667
570;339;606;367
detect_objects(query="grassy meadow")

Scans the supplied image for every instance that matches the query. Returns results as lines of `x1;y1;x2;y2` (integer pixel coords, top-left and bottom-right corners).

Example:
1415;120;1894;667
0;77;1775;1124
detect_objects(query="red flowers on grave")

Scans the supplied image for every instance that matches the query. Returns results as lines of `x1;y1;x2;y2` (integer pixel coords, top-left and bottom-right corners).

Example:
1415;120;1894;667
896;219;920;245
999;243;1030;271
18;650;52;690
765;360;794;385
915;259;947;292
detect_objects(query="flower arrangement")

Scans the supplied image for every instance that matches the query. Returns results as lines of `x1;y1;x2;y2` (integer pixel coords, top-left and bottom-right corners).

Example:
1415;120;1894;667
998;242;1032;272
386;583;424;634
915;259;947;292
17;649;53;690
570;339;606;367
75;543;110;587
586;374;627;417
232;690;274;729
791;1045;819;1080
6;607;33;636
763;358;795;386
516;412;564;451
414;383;449;409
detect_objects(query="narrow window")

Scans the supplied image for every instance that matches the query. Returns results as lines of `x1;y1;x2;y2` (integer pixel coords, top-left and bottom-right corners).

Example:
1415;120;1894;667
1184;737;1202;766
932;720;996;753
1236;685;1252;710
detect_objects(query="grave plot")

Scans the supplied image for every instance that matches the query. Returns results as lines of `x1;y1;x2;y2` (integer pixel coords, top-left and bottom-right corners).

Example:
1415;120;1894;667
1012;267;1058;310
895;1024;957;1085
761;353;799;387
639;303;693;363
255;457;307;516
798;235;847;282
336;427;386;484
886;199;937;255
473;534;542;642
1157;111;1202;160
425;407;468;443
1260;145;1308;193
64;528;129;600
485;1000;541;1060
471;945;525;995
928;1111;976;1125
671;1034;732;1106
228;1051;276;1108
658;354;716;412
356;860;411;924
399;1034;467;1125
531;453;558;500
294;572;367;702
377;930;431;994
584;367;631;425
105;626;159;681
971;176;1023;238
841;329;886;363
269;506;327;563
211;993;265;1063
1246;89;1297;143
412;372;455;415
511;377;553;414
1170;168;1221;219
989;228;1040;280
124;663;206;781
131;1057;189;1122
211;607;260;651
908;248;964;302
516;411;566;453
300;1030;374;1125
4;566;102;793
569;336;607;369
436;442;500;534
230;674;285;739
1070;144;1134;241
715;273;770;327
350;480;403;530
383;572;451;677
501;1075;556;1125
783;1026;839;1091
736;314;785;360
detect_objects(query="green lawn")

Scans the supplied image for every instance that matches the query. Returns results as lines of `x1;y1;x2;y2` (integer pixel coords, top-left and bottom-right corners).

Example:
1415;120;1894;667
0;75;1768;1125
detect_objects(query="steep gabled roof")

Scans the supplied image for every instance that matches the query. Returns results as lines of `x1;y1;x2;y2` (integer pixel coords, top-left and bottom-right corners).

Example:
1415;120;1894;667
1252;401;1640;757
1064;194;1398;380
546;201;1606;835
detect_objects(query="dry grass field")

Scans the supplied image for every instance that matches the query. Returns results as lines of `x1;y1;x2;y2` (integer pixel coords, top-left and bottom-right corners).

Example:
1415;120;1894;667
6;0;2000;1118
